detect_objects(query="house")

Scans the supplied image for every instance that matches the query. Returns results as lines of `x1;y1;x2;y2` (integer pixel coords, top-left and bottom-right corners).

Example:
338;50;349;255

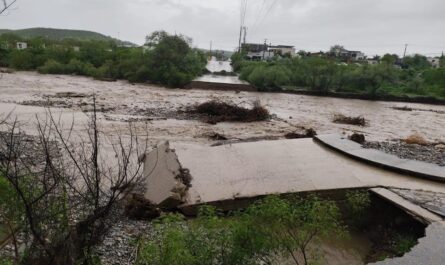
241;43;268;53
308;51;325;57
73;46;80;52
367;58;379;65
241;43;295;60
268;45;296;57
16;42;27;50
331;47;365;61
427;57;440;68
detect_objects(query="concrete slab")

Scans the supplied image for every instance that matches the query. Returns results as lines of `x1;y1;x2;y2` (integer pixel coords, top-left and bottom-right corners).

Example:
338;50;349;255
143;142;190;208
390;189;445;218
371;222;445;265
370;188;443;224
315;134;445;182
143;138;445;209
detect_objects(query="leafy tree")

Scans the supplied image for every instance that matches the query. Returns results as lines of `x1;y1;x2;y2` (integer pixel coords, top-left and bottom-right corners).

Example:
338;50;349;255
330;44;345;55
403;54;431;70
303;57;337;92
144;31;206;87
351;64;397;97
381;54;399;65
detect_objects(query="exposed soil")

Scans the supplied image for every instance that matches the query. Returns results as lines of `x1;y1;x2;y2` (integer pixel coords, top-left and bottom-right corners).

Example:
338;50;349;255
360;195;426;263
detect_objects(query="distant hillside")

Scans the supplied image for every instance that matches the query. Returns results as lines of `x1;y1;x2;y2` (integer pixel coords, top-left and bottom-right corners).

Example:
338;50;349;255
0;27;136;46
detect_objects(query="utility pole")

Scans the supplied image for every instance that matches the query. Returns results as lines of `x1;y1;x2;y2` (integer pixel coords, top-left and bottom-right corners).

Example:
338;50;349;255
403;44;408;58
238;26;243;52
210;40;212;58
262;39;268;61
243;27;247;46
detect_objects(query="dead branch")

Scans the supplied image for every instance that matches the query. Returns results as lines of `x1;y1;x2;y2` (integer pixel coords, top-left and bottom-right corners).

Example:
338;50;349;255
0;96;149;264
0;0;17;15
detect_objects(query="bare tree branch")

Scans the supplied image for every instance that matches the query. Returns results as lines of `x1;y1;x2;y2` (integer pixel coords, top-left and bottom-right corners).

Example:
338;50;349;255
0;0;17;15
0;97;149;264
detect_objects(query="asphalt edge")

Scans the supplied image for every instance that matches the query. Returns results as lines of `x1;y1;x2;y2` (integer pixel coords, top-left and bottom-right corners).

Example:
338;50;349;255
313;135;445;183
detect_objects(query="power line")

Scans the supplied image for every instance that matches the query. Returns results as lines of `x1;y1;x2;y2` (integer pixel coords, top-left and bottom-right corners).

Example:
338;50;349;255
254;0;278;32
250;0;267;32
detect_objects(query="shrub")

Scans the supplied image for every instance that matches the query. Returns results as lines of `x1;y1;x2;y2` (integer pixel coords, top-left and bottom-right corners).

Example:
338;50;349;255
9;50;36;70
136;196;346;265
38;59;68;74
346;190;371;225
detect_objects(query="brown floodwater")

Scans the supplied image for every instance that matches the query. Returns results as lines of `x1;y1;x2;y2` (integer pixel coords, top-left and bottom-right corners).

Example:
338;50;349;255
1;71;444;144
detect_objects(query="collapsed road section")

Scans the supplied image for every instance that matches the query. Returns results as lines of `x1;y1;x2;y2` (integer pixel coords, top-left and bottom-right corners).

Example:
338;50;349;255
142;137;445;212
141;136;445;264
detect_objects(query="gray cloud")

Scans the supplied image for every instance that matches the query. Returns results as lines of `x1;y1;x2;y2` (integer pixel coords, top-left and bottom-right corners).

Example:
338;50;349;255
1;0;444;56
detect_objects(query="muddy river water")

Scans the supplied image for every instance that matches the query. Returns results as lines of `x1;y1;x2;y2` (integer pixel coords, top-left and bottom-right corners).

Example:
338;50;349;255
0;71;444;144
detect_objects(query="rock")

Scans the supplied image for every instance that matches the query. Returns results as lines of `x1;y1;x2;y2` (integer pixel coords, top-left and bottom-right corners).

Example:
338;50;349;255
435;144;445;150
284;128;317;139
349;133;366;144
124;193;161;220
305;128;317;137
404;133;429;146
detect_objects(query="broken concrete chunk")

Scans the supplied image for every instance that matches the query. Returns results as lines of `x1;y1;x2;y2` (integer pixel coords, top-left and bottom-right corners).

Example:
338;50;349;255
143;141;191;209
124;193;161;220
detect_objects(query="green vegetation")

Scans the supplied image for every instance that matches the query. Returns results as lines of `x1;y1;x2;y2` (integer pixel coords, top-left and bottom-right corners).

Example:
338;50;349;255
232;53;445;100
136;195;346;265
0;27;134;46
0;30;207;87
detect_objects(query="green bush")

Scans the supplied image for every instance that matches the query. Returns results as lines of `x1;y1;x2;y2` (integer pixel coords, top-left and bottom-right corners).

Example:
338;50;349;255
136;196;346;265
9;50;36;70
38;59;68;74
144;32;207;87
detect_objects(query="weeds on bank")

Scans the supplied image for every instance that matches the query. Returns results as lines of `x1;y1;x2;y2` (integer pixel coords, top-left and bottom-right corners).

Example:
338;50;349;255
136;195;346;265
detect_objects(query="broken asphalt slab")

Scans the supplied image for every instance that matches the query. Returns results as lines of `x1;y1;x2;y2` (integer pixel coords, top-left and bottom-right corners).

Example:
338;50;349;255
142;138;445;212
314;134;445;183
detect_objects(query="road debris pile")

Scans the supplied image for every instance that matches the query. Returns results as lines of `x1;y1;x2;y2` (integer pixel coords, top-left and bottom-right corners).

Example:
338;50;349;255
189;100;270;124
333;114;367;126
284;128;317;139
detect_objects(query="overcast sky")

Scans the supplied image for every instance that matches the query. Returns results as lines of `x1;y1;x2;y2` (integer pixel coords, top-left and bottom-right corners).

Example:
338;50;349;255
1;0;444;56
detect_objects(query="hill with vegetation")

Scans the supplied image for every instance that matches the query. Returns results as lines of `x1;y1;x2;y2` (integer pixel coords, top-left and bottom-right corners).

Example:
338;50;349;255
0;27;136;46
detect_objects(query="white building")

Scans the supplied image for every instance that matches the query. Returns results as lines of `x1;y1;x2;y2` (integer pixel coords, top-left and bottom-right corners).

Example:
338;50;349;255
427;57;440;68
367;58;379;65
268;45;296;57
246;50;275;61
16;42;27;50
